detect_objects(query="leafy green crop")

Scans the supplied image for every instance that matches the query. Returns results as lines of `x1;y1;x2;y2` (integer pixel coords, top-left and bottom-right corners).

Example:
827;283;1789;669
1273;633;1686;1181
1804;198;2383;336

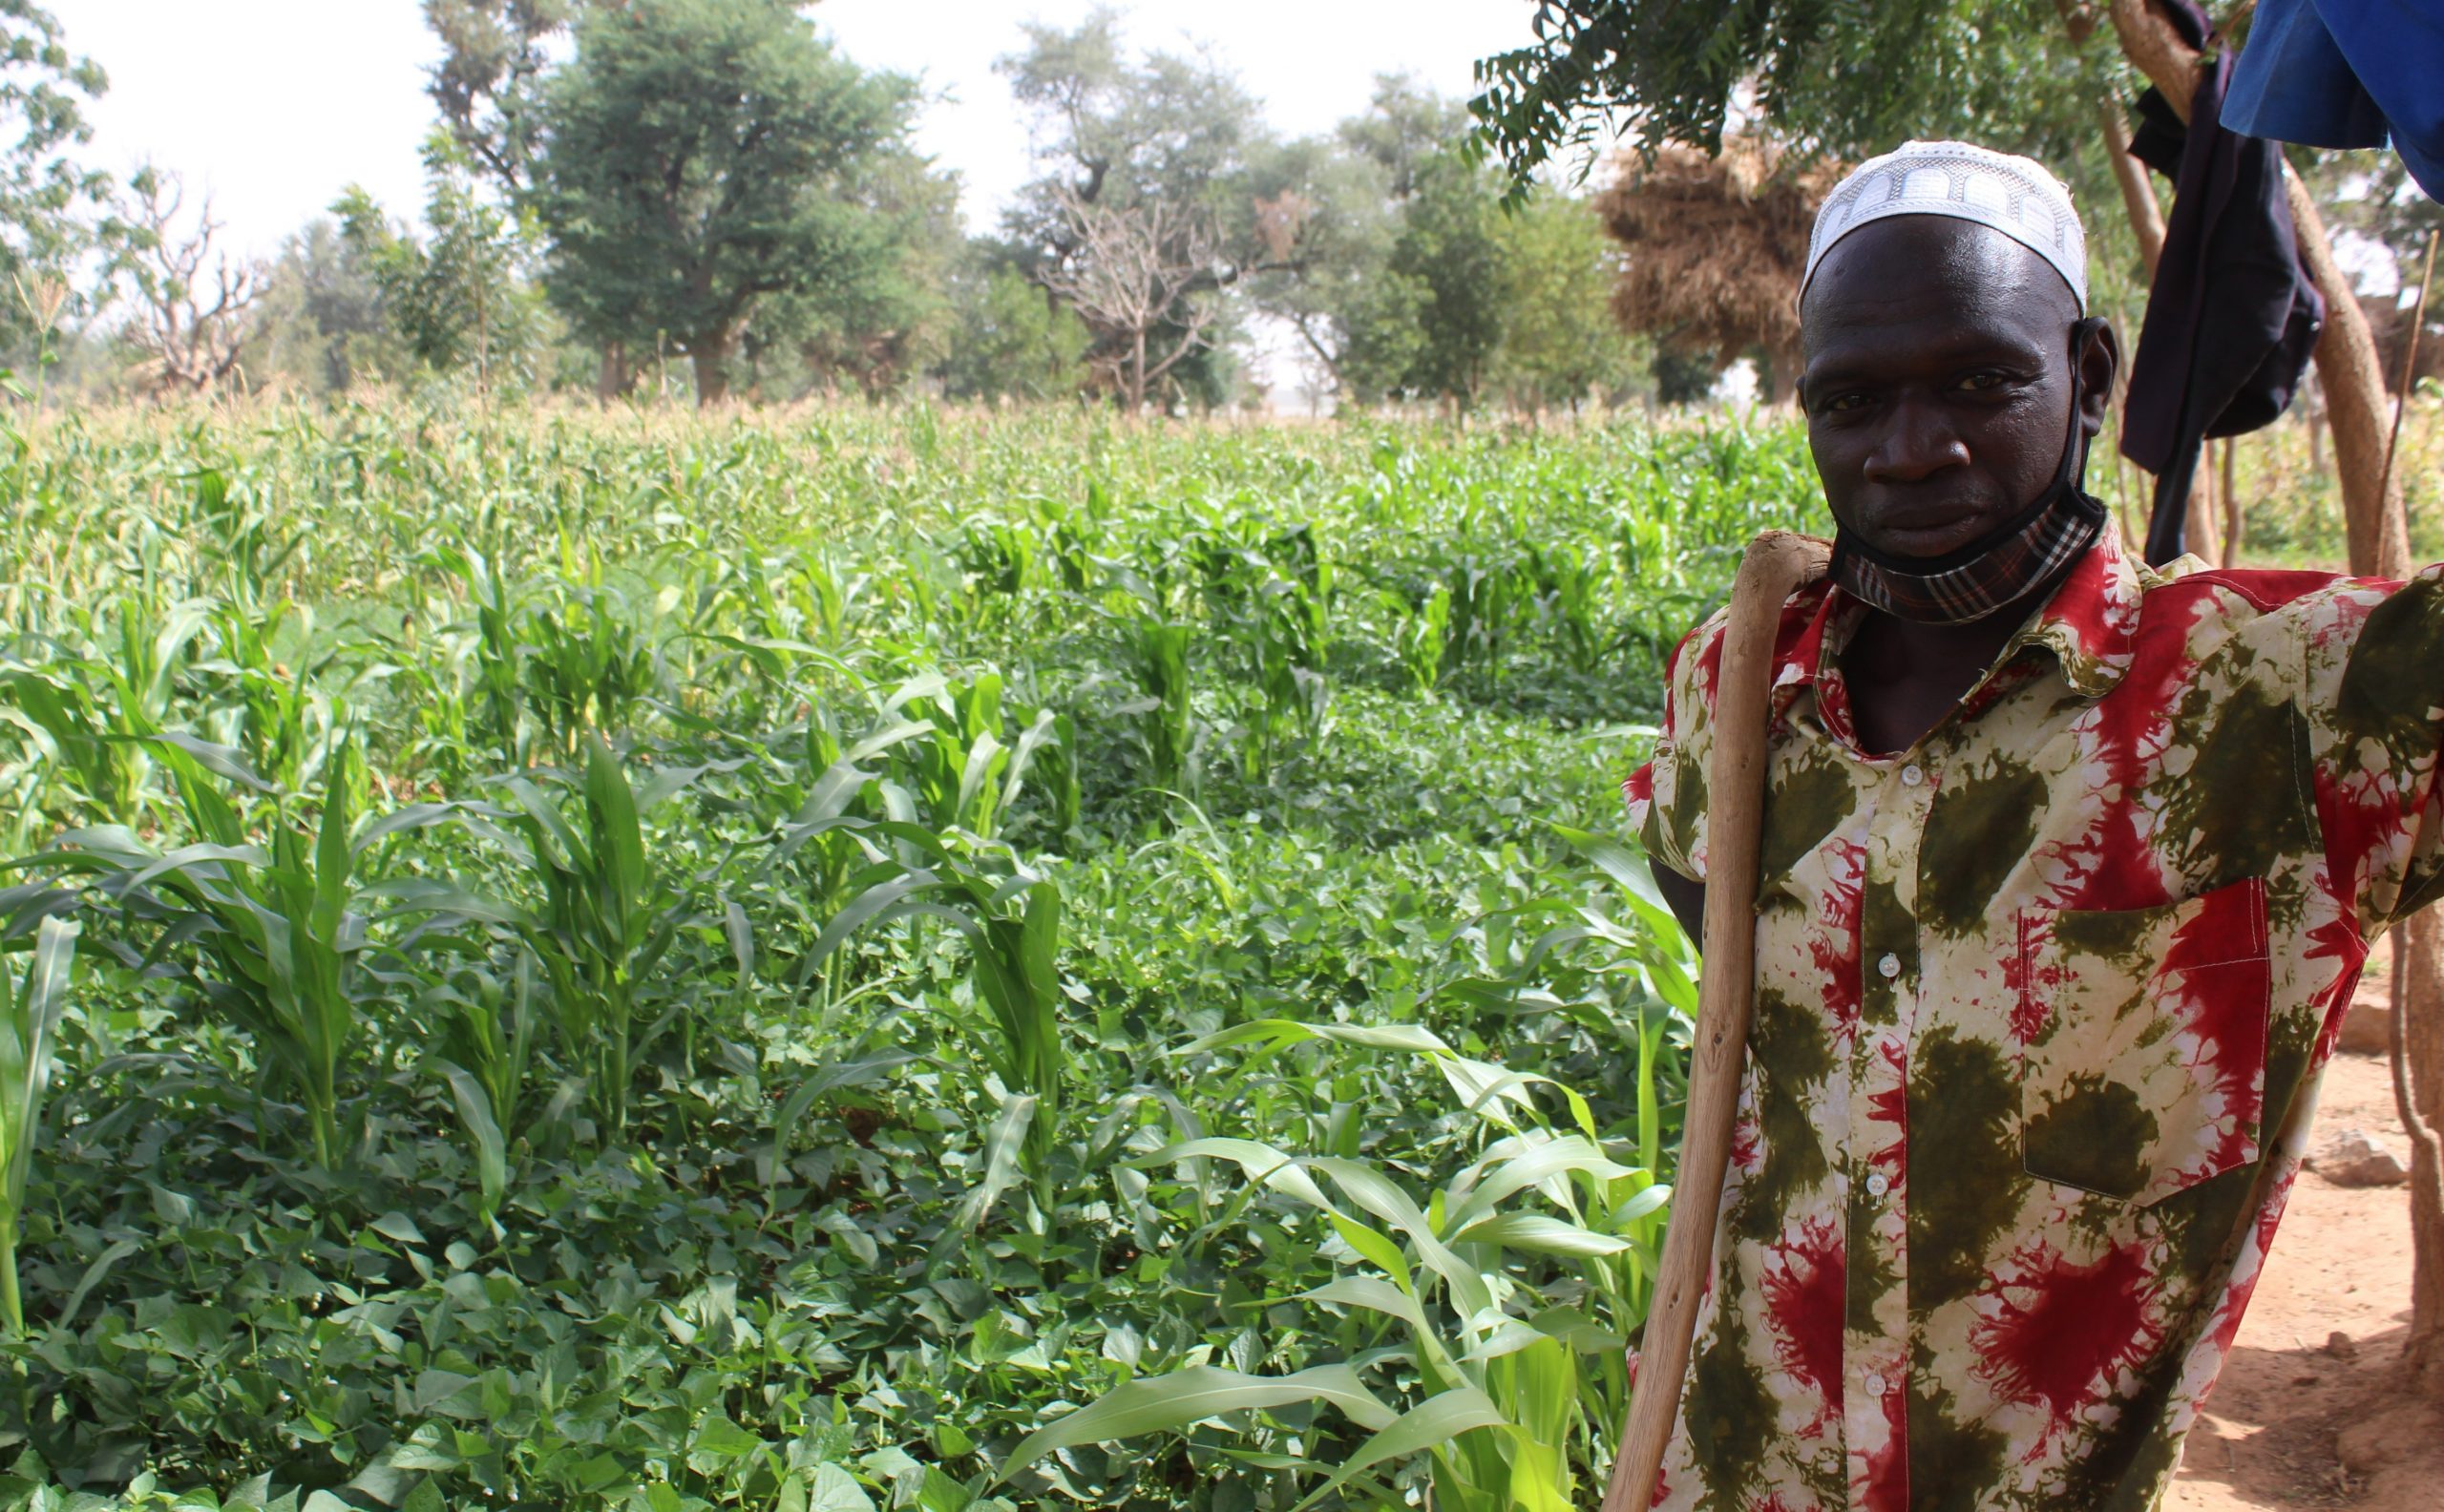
0;399;1815;1510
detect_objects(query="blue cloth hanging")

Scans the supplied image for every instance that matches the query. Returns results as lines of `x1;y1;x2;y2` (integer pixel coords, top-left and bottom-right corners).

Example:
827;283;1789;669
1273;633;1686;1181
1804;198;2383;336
2224;0;2444;202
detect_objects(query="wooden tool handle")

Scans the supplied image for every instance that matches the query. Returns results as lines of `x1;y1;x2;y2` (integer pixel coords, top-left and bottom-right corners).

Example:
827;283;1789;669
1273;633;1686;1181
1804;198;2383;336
1597;530;1829;1512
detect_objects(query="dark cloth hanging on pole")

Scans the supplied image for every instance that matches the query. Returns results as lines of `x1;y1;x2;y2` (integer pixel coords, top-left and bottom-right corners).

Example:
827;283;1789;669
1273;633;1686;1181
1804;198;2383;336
2224;0;2443;204
2118;0;2325;566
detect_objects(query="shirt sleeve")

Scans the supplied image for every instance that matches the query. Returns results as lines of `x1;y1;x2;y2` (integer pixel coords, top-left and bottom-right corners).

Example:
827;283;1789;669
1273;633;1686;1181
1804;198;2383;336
2310;566;2444;933
1625;614;1726;883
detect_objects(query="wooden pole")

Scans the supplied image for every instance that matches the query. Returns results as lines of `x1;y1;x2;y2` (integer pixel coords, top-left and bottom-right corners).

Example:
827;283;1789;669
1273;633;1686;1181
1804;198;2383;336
2381;230;2439;507
1597;530;1830;1512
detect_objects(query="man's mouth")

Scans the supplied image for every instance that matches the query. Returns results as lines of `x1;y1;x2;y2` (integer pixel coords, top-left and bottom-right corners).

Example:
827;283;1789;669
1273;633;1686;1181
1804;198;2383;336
1857;501;1999;557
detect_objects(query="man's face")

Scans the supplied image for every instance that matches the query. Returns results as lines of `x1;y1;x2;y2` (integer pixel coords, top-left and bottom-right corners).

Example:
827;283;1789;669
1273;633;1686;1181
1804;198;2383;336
1799;216;2101;560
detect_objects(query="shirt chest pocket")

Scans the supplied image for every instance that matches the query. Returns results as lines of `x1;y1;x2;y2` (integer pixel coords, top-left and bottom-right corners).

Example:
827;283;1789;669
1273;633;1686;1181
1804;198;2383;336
2016;877;2272;1207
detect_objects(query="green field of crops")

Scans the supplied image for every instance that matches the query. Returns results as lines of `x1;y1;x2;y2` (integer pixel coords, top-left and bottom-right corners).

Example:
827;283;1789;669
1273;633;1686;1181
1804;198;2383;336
0;401;1822;1512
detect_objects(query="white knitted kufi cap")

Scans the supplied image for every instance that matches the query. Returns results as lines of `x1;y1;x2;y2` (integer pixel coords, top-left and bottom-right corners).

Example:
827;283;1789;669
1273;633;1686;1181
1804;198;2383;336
1802;139;2088;311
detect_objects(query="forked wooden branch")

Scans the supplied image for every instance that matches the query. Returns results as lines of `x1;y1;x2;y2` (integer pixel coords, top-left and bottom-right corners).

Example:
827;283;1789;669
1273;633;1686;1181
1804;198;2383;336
1596;529;1830;1512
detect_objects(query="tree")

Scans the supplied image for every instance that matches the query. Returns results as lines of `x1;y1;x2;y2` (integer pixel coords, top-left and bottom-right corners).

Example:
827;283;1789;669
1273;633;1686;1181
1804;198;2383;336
337;132;549;392
1364;149;1507;405
1486;190;1643;412
242;219;407;396
1592;137;1837;405
424;0;579;198
1240;74;1463;397
764;142;962;398
998;8;1298;409
533;0;927;405
114;167;265;395
1037;185;1226;410
937;248;1092;404
0;0;116;359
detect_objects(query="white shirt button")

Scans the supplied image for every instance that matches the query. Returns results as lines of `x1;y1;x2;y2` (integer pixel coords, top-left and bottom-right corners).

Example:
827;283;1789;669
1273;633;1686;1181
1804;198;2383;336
1864;1372;1888;1397
1866;1172;1890;1198
1901;764;1925;788
1877;953;1902;979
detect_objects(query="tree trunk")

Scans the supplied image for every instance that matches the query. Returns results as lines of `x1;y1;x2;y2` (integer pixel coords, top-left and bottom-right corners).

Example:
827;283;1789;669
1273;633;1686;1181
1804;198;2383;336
597;341;629;401
2106;0;2437;1396
691;332;732;407
2400;909;2444;1391
2100;99;2166;277
2184;470;2221;566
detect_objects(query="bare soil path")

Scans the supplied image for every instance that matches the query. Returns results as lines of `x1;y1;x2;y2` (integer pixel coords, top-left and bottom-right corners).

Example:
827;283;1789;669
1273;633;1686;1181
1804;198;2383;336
2166;956;2441;1511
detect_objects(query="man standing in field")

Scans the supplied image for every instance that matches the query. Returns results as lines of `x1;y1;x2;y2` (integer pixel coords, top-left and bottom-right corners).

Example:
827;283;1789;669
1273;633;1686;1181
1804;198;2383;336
1623;139;2444;1511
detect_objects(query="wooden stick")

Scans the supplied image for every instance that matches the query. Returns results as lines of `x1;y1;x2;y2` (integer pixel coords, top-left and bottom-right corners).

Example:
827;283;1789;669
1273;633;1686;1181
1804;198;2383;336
2379;229;2438;510
1598;529;1829;1512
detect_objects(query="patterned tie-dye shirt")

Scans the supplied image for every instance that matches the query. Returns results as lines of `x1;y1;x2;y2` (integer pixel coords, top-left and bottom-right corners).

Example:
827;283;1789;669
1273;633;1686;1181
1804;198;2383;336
1621;528;2444;1512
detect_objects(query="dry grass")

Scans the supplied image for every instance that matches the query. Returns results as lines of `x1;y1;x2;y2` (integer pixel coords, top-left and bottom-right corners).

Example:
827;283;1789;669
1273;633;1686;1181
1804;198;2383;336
1593;138;1842;394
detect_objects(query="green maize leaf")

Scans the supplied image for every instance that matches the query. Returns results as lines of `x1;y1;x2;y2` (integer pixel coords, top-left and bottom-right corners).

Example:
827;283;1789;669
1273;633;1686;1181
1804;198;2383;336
133;731;274;792
1285;1386;1515;1512
805;872;947;966
501;776;584;868
998;1363;1400;1480
1327;1210;1415;1292
1310;1157;1490;1316
1177;1018;1451;1058
434;1060;507;1217
1446;1212;1630;1257
630;761;711;814
1131;1136;1333;1212
581;736;646;906
956;1090;1036;1232
348;801;459;854
1443;1135;1644;1234
1300;1276;1430;1336
767;1051;917;1188
841;718;933;767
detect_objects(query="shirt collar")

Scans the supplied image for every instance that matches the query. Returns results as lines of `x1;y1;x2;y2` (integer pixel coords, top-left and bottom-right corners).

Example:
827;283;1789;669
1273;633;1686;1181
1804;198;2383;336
1777;526;2147;718
1994;524;2147;699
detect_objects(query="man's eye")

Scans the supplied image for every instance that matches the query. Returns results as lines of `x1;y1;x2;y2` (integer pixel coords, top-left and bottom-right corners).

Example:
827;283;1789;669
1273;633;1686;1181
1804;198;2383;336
1956;371;2008;391
1820;391;1870;414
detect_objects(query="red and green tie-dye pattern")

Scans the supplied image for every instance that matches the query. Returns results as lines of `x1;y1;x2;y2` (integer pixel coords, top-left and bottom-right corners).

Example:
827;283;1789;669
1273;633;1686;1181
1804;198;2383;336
1621;527;2444;1512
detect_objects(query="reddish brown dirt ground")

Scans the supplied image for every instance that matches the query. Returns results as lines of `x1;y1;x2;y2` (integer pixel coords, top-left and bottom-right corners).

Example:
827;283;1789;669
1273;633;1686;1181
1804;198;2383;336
2166;956;2441;1511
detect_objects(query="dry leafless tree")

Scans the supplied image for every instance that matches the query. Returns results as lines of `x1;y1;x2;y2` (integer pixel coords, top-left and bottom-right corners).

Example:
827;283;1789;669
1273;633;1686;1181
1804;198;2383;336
118;167;268;396
1037;184;1231;411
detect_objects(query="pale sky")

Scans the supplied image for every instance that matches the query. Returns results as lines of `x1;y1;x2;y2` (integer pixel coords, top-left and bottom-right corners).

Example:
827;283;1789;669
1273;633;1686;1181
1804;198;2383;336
46;1;1539;261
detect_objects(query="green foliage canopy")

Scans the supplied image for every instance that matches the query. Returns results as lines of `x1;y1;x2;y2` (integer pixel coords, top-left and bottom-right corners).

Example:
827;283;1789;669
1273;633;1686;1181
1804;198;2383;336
532;0;934;403
336;133;551;391
1470;1;2128;188
0;0;114;351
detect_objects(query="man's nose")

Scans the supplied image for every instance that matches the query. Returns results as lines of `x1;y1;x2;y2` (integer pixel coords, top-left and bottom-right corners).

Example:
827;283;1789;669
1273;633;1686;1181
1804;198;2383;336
1863;396;1971;484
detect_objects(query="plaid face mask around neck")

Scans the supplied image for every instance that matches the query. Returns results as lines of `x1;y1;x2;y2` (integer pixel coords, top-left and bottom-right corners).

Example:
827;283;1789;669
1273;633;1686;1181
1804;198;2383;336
1829;327;2109;626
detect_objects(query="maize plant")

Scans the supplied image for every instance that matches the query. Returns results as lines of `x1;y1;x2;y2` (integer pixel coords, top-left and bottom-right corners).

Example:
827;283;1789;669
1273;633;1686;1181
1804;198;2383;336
1003;1020;1666;1511
470;735;706;1138
34;737;381;1168
0;914;74;1334
1130;619;1194;793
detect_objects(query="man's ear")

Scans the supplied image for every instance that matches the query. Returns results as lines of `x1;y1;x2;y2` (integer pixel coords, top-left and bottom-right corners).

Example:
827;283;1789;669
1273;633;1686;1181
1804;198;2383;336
2073;317;2120;436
